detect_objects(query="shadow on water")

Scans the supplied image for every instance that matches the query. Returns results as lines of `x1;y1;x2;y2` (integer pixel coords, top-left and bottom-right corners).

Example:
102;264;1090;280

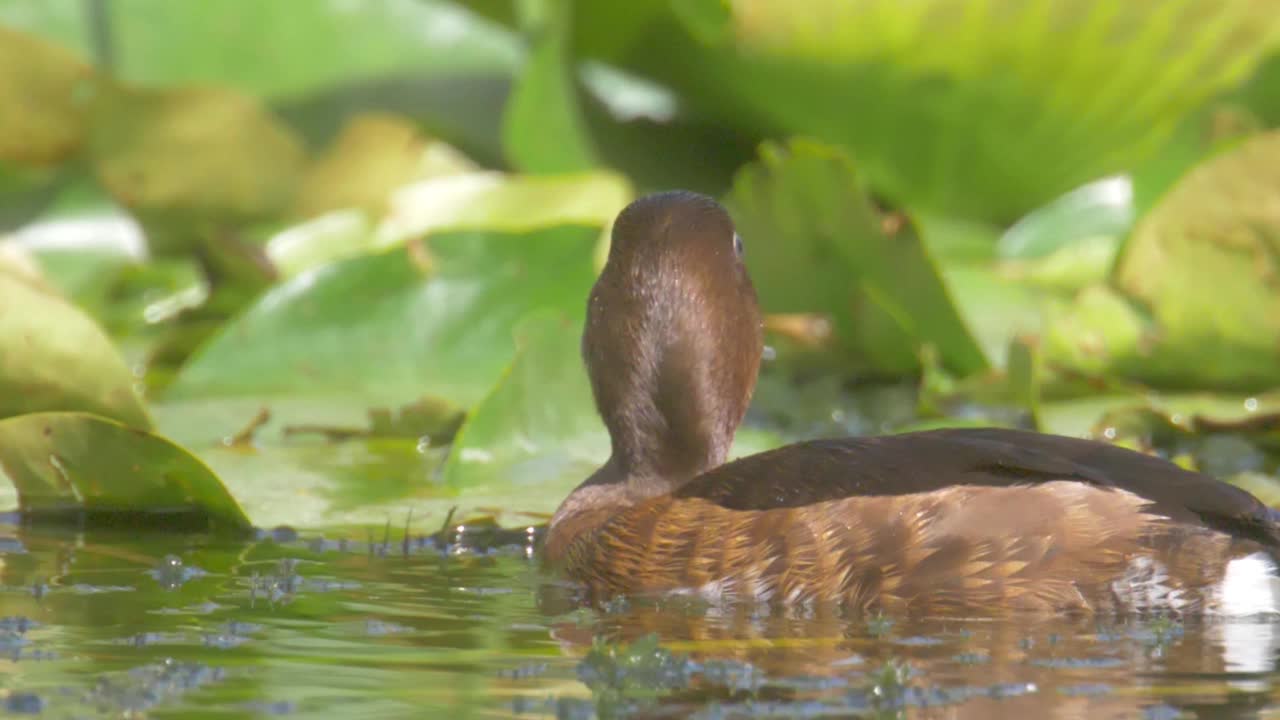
1;518;1278;719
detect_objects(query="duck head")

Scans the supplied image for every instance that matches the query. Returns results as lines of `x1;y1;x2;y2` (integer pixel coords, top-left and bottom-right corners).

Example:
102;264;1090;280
582;191;763;497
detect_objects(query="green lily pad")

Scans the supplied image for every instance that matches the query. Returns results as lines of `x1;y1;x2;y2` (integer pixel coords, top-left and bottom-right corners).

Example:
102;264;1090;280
1111;129;1280;388
728;139;987;376
0;271;151;428
0;411;249;531
167;226;601;407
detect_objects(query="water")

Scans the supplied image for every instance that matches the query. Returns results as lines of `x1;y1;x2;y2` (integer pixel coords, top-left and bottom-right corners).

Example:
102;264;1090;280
1;520;1278;718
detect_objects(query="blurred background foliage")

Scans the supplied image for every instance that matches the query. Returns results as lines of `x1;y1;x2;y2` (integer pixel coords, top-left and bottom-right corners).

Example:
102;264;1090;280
2;0;1280;532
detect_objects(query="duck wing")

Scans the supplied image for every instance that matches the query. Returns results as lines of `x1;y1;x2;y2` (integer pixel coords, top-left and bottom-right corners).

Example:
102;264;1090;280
676;427;1280;547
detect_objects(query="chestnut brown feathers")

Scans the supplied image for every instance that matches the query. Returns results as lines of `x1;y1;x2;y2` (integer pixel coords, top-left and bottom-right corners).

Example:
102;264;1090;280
544;191;1280;615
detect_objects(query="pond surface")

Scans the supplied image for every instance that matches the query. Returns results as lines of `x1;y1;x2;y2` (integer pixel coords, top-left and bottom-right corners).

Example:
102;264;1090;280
2;518;1280;719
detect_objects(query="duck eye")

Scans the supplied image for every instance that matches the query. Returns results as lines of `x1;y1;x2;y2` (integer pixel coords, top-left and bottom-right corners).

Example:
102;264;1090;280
733;233;744;257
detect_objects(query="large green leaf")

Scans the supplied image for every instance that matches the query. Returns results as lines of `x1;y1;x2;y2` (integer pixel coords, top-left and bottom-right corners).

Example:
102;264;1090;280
166;226;601;407
1110;130;1280;389
727;140;988;376
641;0;1280;221
0;270;151;428
0;411;249;531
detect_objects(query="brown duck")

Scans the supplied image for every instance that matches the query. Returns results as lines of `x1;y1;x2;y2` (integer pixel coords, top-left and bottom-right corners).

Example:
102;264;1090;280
543;190;1280;615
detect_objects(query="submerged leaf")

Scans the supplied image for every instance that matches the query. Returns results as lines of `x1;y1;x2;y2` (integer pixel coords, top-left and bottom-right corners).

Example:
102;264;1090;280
0;411;249;532
0;272;151;429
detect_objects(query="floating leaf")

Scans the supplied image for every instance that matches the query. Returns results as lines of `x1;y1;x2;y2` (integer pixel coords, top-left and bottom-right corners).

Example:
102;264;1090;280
167;226;601;407
0;411;249;531
0;26;92;166
1111;130;1280;388
0;272;151;429
728;139;987;376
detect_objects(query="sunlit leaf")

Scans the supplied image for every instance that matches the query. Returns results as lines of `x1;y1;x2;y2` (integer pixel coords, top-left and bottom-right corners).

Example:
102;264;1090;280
0;271;151;429
663;0;1280;220
0;411;249;531
376;170;631;250
167;226;601;407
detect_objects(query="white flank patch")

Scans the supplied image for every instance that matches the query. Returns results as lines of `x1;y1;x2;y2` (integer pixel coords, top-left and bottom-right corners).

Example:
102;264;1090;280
1215;553;1280;617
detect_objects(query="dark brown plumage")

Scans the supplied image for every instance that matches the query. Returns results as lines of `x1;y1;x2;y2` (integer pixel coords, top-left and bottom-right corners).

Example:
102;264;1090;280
543;190;1280;615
